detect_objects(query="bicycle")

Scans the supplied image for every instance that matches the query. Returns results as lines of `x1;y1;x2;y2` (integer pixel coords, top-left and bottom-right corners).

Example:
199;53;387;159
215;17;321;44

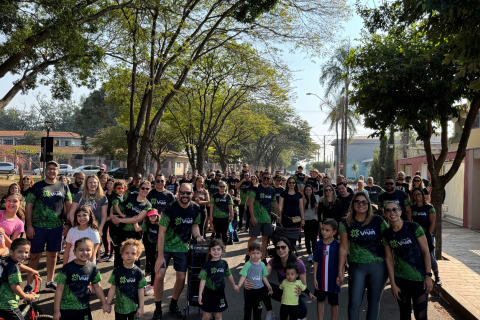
0;276;53;320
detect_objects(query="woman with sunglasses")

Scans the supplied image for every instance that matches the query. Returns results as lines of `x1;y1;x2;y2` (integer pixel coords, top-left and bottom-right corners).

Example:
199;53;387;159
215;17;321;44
18;162;34;198
110;180;152;267
409;175;430;203
192;176;210;236
101;178;116;262
337;192;389;320
382;201;433;320
244;237;313;320
280;177;287;189
410;188;441;285
278;177;304;247
209;181;234;246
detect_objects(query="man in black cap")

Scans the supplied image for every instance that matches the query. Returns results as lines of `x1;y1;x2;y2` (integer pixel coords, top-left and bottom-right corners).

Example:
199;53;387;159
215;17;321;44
205;170;223;197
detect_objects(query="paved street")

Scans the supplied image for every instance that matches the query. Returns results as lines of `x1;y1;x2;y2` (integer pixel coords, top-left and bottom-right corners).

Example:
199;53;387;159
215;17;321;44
23;230;457;320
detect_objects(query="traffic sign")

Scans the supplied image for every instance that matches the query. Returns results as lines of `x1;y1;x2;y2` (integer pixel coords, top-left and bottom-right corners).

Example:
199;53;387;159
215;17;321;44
339;163;344;169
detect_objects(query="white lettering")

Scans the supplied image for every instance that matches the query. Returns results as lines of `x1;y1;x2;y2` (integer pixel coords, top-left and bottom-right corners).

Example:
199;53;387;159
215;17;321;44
360;229;376;236
52;191;62;196
217;268;225;273
183;218;194;224
264;195;272;199
79;275;90;281
251;276;261;281
398;238;413;246
126;278;136;283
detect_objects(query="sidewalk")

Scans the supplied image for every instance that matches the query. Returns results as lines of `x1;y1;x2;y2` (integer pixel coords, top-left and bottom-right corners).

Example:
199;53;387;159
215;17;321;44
436;221;480;320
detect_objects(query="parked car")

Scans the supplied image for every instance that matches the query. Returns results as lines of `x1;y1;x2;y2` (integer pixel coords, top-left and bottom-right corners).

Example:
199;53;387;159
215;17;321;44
0;162;17;174
107;167;129;179
33;164;72;175
66;165;100;177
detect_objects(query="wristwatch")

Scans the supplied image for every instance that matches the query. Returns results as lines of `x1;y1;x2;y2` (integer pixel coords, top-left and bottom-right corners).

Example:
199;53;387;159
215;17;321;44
425;272;433;277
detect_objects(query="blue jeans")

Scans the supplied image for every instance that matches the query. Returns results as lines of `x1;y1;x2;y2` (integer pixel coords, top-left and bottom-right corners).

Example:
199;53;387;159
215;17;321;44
228;220;239;242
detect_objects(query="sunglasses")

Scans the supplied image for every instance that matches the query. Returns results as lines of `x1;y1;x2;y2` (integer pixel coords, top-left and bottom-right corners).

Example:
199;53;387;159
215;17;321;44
156;180;165;183
275;179;281;182
384;208;399;213
219;186;226;188
23;177;30;180
141;187;150;191
353;200;369;205
216;174;222;177
276;245;287;250
116;187;125;190
413;180;421;183
325;189;333;192
288;181;296;184
263;177;270;180
413;193;423;197
282;179;286;182
135;177;142;180
385;182;394;185
179;191;192;195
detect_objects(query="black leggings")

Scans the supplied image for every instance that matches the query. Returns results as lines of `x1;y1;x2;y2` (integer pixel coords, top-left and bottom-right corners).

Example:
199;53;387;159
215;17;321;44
394;277;428;320
280;304;298;320
263;282;307;319
303;219;319;255
348;262;388;320
198;206;207;236
144;240;156;286
244;287;263;320
213;217;229;245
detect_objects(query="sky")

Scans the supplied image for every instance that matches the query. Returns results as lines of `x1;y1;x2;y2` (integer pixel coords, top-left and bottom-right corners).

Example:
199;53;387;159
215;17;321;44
0;0;373;163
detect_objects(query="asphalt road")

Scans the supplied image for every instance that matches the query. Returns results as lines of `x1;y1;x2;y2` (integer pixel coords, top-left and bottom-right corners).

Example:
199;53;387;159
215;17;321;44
24;231;456;320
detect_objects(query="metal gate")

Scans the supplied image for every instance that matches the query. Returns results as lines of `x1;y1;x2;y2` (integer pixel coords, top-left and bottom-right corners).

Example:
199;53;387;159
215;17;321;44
443;162;464;222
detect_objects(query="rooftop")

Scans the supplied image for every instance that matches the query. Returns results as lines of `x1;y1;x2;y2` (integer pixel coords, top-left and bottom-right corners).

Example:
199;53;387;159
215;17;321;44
0;131;82;138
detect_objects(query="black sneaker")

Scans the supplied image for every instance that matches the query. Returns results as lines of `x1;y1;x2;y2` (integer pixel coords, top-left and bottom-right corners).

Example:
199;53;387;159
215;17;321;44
169;305;183;318
227;240;233;245
23;284;33;294
233;238;240;242
45;281;57;292
345;265;349;274
245;254;250;262
435;278;443;286
151;310;162;320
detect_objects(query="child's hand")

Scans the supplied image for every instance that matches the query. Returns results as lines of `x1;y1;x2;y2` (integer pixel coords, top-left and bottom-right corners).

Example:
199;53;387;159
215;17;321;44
336;276;344;287
267;285;273;296
102;303;111;314
29;269;40;277
314;279;318;290
198;295;203;305
309;292;317;301
53;311;61;320
234;285;239;292
136;306;144;318
24;293;35;302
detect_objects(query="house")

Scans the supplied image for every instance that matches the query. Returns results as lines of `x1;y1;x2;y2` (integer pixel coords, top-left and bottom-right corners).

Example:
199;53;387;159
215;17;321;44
396;108;480;230
0;131;86;147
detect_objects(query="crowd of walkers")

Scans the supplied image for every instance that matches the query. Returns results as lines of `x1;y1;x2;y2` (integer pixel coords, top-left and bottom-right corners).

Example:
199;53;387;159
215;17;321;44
0;162;439;320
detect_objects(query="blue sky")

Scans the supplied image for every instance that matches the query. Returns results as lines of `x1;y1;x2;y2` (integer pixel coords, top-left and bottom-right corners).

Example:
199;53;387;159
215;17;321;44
1;1;372;162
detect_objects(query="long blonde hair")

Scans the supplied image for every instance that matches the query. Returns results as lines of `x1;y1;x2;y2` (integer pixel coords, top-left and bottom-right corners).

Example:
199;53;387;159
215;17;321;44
322;185;337;207
345;191;373;227
82;175;104;202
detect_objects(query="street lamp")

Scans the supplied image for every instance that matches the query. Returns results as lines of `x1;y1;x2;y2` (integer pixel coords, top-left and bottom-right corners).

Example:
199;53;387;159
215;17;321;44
42;121;55;179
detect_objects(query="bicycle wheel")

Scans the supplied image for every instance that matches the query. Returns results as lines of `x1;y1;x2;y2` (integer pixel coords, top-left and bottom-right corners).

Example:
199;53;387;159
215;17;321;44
24;304;53;320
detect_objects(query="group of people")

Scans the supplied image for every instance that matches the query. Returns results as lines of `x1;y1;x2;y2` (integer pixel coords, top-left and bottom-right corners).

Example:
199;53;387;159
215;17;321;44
0;162;439;320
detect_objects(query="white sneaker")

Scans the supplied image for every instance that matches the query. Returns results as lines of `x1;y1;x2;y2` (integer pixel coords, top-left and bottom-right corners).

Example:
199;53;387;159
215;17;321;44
265;312;275;320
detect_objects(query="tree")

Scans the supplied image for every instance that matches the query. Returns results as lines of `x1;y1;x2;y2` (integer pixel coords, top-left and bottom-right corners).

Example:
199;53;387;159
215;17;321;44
319;41;353;176
347;23;480;256
23;132;45;146
53;148;75;164
0;0;136;110
311;161;333;173
104;0;350;176
90;125;129;160
148;122;184;174
350;160;359;178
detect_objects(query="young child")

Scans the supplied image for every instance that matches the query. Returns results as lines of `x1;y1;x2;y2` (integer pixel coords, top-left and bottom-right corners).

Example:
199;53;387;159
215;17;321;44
134;209;160;295
54;237;110;320
107;239;147;320
279;264;315;320
110;180;128;245
313;219;340;320
0;238;37;320
198;239;237;320
237;241;272;320
64;206;101;264
227;189;240;245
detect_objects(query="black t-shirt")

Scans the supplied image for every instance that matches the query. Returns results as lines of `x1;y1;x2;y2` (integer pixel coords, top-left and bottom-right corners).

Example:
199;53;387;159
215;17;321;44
294;172;306;185
166;182;179;195
364;185;385;205
239;181;251;205
142;223;160;244
119;193;152;231
396;182;410;195
147;189;175;214
198;259;232;291
55;261;102;310
205;179;221;197
306;177;320;190
335;186;354;196
338;193;354;218
108;265;147;314
210;193;233;218
411;203;435;234
318;199;342;223
280;191;303;217
227;178;240;196
378;190;411;220
128;184;139;195
274;186;285;204
20;187;31;198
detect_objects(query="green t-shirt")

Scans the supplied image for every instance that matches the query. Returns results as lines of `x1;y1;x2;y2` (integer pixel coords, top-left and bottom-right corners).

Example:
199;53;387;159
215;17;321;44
339;215;389;263
279;279;306;306
239;182;251;205
210;193;233;218
108;265;147;314
117;193;152;231
382;222;426;281
25;180;72;229
54;261;102;310
0;258;22;310
248;184;277;223
159;202;201;252
198;259;231;291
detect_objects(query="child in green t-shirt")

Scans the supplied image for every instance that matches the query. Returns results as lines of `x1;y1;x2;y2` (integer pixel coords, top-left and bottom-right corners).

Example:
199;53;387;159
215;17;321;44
279;264;316;320
54;237;110;320
107;239;148;320
0;238;37;320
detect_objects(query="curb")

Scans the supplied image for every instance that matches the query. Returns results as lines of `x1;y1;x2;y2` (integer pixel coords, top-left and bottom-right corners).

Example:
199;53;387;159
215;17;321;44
435;253;480;320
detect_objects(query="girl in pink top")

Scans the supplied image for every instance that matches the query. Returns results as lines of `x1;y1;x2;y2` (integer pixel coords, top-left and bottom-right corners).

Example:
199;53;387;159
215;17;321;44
0;193;25;249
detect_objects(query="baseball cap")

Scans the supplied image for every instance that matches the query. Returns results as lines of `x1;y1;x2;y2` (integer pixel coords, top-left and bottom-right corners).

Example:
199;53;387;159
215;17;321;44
215;170;222;175
101;164;106;170
46;161;59;168
147;210;159;217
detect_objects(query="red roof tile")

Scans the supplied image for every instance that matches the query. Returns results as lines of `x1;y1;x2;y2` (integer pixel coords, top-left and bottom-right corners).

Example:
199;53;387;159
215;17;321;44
0;131;82;137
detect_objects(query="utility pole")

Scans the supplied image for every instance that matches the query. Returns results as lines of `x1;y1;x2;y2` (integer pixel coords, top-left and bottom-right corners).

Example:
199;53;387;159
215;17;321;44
323;136;326;171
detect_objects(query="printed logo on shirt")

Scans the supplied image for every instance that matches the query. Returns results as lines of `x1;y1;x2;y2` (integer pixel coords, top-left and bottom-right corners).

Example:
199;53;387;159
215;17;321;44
211;267;217;274
43;190;51;197
126;203;133;209
397;238;413;246
360;229;376;236
72;274;89;281
413;211;427;217
389;240;398;248
131;206;142;214
351;229;360;238
120;276;136;284
219;298;225;308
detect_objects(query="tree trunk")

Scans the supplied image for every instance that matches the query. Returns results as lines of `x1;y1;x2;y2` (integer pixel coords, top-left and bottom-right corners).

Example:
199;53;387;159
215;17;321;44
335;118;339;177
344;86;348;178
430;182;444;259
340;113;345;176
196;147;205;174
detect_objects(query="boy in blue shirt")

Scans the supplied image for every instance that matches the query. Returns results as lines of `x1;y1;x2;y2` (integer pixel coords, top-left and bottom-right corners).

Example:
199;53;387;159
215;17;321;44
313;219;340;320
